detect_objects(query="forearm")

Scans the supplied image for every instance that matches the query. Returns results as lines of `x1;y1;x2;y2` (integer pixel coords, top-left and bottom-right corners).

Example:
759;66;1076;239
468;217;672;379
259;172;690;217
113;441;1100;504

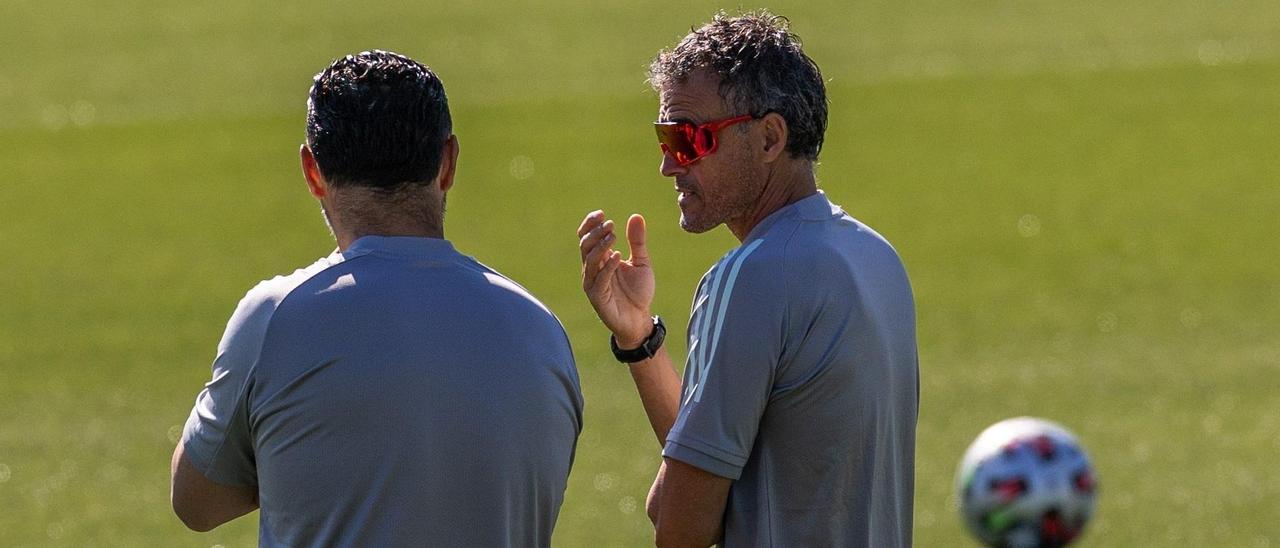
646;459;729;547
170;443;259;531
627;345;683;446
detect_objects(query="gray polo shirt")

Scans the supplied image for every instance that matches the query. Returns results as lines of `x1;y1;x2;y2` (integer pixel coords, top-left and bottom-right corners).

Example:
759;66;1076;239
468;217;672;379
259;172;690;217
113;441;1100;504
663;192;918;547
181;235;583;547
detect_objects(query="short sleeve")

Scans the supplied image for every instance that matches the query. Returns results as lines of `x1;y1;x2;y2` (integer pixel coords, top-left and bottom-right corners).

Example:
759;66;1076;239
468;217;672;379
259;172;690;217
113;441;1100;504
663;239;784;479
180;285;278;486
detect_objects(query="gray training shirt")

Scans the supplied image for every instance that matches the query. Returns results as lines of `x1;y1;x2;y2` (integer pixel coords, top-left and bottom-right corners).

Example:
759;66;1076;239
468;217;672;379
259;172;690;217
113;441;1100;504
182;236;583;547
663;192;918;547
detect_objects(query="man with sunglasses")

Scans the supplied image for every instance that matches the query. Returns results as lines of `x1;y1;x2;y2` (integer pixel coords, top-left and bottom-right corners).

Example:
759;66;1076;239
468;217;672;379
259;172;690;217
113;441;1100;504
172;51;583;545
577;11;918;547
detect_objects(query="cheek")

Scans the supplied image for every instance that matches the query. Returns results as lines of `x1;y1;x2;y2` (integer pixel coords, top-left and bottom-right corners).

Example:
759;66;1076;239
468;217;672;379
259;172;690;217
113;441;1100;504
718;146;758;185
687;138;757;201
727;135;759;167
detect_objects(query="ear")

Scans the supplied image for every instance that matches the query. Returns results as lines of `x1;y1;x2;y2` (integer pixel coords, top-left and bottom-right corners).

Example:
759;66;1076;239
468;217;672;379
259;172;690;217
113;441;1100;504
436;135;460;193
299;144;327;199
759;112;789;163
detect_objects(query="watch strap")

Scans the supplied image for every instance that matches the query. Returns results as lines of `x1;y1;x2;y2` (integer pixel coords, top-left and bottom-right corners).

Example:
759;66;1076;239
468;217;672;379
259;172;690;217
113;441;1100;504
610;316;666;363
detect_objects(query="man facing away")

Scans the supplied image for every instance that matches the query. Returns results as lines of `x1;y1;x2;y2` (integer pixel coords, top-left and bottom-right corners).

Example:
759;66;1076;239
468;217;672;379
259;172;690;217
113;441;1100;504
577;12;918;547
171;50;583;546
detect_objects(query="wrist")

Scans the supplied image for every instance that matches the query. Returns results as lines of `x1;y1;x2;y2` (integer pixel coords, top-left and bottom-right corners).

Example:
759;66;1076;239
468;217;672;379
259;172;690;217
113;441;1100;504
612;312;654;350
614;333;648;350
611;316;666;363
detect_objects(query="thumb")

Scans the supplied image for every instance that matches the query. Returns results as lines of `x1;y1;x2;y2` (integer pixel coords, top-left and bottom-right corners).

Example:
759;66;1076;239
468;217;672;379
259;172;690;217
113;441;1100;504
626;214;650;266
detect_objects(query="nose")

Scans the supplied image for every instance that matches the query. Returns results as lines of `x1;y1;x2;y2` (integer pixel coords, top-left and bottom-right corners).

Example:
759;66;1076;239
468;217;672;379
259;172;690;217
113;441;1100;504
659;150;687;178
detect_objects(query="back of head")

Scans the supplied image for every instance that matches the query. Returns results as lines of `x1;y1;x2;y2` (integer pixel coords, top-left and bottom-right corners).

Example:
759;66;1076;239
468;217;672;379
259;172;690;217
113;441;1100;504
649;11;828;161
306;50;452;192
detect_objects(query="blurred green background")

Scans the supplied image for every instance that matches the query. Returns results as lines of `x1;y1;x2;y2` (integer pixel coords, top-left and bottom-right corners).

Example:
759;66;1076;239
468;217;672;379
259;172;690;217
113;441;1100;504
2;0;1277;545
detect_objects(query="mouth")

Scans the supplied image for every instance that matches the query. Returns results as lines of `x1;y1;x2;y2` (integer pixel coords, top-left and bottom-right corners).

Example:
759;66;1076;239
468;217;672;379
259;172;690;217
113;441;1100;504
676;186;696;205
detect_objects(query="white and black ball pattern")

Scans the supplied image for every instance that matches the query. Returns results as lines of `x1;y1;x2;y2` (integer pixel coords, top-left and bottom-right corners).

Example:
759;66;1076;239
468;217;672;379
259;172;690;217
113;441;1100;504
956;417;1097;547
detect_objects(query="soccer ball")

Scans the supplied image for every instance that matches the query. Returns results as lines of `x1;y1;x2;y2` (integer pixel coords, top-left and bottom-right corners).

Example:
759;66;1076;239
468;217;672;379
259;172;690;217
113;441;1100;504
955;417;1097;547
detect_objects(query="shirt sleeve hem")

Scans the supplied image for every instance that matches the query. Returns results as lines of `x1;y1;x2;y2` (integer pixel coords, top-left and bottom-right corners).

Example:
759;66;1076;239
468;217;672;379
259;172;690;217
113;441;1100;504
180;408;217;476
181;437;258;487
182;405;259;487
662;437;746;480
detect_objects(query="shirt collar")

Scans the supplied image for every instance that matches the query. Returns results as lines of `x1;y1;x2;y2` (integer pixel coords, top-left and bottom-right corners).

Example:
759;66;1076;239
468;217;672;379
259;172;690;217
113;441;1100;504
341;235;458;259
744;190;842;241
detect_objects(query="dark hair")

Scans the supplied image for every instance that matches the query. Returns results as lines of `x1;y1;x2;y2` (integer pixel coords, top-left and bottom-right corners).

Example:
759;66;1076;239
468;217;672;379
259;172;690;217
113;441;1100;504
306;50;452;190
649;11;827;161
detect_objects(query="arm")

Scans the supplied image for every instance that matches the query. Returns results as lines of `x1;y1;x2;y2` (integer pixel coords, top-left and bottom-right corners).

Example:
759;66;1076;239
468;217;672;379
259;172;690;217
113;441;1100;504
625;346;683;445
578;211;682;446
646;458;731;547
578;211;732;545
170;442;258;531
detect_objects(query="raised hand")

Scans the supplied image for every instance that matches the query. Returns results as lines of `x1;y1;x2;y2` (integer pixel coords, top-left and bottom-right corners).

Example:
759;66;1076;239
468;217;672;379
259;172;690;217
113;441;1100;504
577;210;656;348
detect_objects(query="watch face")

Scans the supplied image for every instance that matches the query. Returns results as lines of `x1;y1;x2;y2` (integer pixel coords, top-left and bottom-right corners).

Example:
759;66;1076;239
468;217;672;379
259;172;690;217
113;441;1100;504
647;317;666;350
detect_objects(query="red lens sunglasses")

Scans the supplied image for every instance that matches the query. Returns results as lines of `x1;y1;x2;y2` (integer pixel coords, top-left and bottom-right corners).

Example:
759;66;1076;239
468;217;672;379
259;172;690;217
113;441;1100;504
654;114;760;166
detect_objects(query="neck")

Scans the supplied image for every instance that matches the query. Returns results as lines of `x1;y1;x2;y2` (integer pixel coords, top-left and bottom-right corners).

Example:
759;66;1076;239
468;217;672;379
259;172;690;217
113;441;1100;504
333;224;444;251
727;161;818;242
324;185;445;251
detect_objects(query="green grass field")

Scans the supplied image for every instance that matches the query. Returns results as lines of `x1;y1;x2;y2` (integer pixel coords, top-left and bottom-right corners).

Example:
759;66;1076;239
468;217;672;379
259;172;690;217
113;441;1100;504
2;1;1278;545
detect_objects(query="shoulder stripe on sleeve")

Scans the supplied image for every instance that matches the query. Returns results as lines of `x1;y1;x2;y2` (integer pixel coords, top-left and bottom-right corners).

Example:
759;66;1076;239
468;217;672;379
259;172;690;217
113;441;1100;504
685;247;738;405
693;248;737;382
688;238;764;404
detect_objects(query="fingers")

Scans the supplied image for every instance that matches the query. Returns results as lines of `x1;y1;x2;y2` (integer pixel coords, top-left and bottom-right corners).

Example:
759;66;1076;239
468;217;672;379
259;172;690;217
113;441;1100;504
581;223;617;287
578;211;609;261
582;243;618;292
582;225;615;268
577;210;605;238
626;214;649;267
578;210;646;293
598;250;623;280
579;218;615;260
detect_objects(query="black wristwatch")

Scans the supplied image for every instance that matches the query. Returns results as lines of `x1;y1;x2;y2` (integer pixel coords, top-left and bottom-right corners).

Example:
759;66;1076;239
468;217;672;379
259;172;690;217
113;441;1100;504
610;316;666;363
